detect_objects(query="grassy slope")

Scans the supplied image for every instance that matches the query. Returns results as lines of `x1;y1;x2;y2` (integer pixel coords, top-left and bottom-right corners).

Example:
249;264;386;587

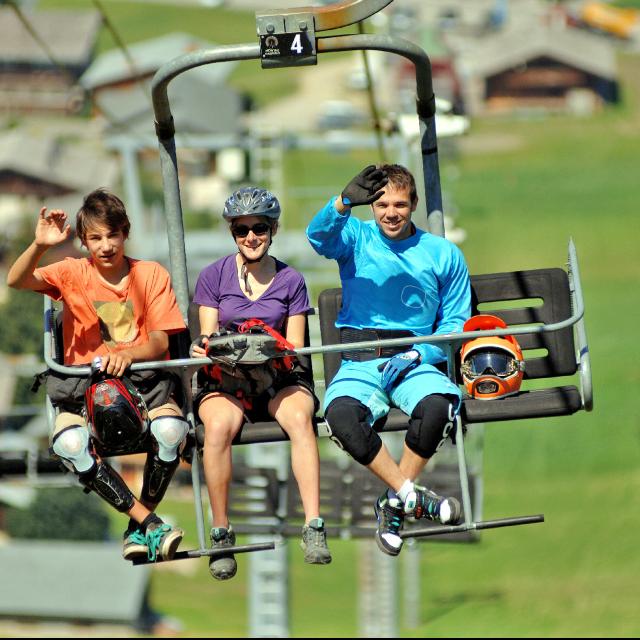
35;2;638;634
149;53;639;635
145;112;640;640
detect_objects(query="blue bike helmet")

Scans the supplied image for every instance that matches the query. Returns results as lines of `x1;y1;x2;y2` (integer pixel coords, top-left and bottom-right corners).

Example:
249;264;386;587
223;187;281;221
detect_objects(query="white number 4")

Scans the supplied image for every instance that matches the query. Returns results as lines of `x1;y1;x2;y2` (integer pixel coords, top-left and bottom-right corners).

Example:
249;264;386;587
291;33;304;54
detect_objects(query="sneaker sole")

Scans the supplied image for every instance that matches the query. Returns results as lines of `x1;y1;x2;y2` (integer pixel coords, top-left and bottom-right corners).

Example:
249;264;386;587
122;545;148;561
209;557;238;581
159;529;184;561
440;497;462;525
302;550;332;565
374;529;403;556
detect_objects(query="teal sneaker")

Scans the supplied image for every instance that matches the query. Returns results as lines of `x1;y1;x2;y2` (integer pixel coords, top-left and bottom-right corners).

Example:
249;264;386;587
145;522;184;562
210;526;238;581
300;518;332;565
122;526;147;561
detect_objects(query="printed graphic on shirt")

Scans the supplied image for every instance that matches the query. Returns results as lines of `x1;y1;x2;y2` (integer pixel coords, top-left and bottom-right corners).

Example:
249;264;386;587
401;285;428;310
94;300;138;346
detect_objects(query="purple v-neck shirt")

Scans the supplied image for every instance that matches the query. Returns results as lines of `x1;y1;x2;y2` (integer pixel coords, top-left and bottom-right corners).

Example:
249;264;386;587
193;254;311;332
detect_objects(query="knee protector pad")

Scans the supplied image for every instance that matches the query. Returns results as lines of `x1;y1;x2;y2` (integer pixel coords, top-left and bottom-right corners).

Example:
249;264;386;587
51;425;95;474
406;394;458;459
78;461;135;513
150;415;189;462
325;397;383;466
140;453;180;506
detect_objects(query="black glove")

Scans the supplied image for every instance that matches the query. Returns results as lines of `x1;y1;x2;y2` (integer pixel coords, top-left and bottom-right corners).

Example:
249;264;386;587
341;165;388;207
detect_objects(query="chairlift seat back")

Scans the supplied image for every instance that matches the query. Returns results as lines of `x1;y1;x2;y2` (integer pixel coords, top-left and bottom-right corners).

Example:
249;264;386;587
318;267;584;426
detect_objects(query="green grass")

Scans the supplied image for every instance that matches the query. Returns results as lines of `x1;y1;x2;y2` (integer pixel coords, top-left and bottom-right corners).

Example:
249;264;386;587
141;52;640;636
139;73;640;634
29;5;640;633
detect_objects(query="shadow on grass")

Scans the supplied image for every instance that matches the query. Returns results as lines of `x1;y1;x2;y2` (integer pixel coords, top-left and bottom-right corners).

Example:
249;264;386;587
427;590;504;623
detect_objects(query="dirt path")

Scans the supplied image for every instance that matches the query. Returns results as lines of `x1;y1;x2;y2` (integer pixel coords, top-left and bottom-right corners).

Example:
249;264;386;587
247;55;369;131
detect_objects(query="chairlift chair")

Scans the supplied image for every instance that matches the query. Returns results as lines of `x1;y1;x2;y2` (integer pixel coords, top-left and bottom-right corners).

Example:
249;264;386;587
148;0;592;542
40;0;593;561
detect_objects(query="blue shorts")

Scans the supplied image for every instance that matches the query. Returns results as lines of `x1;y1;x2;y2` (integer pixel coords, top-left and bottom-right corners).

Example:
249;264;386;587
323;358;462;425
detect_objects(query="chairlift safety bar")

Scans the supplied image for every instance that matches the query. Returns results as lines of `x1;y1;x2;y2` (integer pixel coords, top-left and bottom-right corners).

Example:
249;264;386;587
42;240;591;413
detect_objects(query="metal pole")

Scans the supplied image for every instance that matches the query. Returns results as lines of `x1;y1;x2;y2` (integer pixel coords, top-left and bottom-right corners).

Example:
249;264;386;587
247;443;290;638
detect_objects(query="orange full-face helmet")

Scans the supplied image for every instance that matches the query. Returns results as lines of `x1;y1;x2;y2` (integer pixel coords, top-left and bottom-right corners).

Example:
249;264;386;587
460;314;525;400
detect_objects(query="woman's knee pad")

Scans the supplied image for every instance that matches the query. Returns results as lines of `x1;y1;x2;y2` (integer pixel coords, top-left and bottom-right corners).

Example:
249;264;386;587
324;397;382;466
51;425;95;474
406;394;458;459
150;416;189;462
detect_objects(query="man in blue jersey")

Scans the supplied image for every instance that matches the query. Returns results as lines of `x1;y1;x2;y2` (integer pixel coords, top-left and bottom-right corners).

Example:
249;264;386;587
306;164;471;556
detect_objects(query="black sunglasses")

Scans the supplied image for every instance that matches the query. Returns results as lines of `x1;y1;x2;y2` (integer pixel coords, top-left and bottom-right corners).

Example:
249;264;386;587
231;222;272;238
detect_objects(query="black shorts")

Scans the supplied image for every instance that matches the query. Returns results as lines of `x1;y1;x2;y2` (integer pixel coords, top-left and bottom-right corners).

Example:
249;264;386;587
194;363;319;424
41;368;183;415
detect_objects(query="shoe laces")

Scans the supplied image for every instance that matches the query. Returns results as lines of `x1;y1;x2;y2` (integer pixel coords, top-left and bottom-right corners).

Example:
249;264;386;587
211;527;234;546
126;529;147;546
145;523;171;562
303;523;327;549
378;500;404;535
414;488;442;519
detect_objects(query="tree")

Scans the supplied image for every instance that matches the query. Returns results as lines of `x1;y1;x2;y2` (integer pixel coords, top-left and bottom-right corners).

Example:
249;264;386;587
0;287;44;356
5;486;111;541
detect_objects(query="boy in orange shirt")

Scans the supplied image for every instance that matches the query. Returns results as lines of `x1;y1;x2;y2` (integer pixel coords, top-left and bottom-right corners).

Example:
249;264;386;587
7;189;189;562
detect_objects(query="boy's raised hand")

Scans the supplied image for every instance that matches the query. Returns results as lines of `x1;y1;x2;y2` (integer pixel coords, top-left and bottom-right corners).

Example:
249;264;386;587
35;207;71;248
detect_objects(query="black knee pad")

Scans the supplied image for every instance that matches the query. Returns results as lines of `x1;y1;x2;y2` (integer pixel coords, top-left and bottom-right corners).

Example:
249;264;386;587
140;453;180;506
324;397;383;466
79;461;135;513
406;394;458;459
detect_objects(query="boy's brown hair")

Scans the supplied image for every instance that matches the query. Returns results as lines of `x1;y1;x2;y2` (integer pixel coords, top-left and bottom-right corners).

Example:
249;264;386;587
378;164;418;205
75;189;130;243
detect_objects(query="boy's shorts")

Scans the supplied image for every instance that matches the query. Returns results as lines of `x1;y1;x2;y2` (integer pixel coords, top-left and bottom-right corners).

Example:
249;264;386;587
41;368;182;439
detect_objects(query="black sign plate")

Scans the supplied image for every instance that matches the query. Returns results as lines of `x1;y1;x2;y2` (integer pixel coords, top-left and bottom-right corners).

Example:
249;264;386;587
260;32;316;67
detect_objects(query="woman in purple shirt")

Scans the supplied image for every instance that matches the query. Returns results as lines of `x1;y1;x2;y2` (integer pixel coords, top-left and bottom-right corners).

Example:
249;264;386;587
191;187;331;580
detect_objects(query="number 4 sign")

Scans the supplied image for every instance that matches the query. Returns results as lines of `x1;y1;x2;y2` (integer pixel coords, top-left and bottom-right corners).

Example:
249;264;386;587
260;31;316;68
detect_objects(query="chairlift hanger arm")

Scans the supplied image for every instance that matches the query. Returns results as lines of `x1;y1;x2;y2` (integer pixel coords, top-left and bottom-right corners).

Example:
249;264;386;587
257;0;394;33
317;34;435;116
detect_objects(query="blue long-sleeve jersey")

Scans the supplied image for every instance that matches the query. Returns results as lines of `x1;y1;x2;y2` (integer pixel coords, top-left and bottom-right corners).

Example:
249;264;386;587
306;197;471;364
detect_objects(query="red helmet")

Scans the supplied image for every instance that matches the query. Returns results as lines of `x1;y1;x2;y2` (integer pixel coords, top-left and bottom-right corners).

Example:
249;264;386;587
460;314;524;400
84;376;149;454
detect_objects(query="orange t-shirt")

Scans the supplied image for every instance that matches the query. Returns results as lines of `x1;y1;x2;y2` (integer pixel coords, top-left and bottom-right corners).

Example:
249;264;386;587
35;257;186;366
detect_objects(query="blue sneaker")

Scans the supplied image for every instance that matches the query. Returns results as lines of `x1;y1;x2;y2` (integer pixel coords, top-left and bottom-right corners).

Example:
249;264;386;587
145;522;184;562
374;494;405;556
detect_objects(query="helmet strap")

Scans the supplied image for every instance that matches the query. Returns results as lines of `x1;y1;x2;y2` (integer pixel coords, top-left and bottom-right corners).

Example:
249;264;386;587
238;251;270;296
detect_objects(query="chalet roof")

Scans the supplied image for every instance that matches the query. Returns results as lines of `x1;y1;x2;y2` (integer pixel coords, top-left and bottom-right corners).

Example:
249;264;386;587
0;9;101;66
0;130;119;194
456;25;617;80
80;32;236;90
97;68;243;137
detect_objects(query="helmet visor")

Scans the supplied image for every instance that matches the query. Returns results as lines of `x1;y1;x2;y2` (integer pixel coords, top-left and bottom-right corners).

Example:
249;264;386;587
464;349;517;378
